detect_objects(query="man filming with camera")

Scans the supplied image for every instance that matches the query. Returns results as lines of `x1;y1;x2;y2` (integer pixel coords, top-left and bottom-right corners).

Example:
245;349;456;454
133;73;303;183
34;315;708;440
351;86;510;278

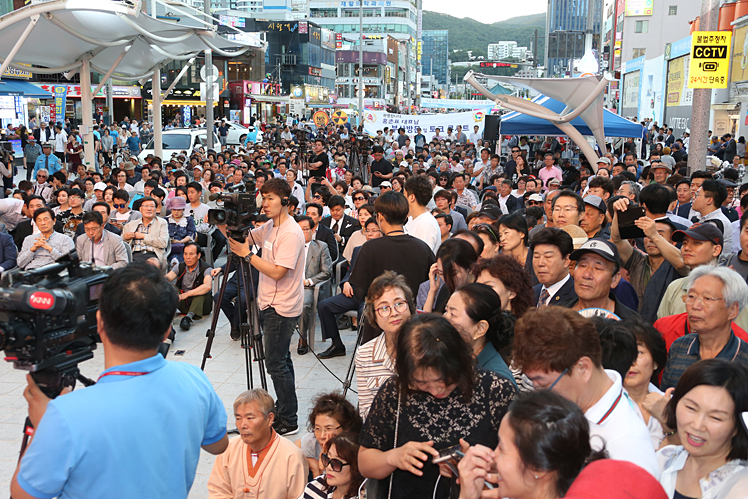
221;177;306;436
11;264;229;499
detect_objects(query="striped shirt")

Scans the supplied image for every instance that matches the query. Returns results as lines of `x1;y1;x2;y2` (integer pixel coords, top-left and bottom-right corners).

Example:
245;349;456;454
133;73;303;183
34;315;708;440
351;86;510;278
355;332;396;420
661;332;748;390
303;476;334;499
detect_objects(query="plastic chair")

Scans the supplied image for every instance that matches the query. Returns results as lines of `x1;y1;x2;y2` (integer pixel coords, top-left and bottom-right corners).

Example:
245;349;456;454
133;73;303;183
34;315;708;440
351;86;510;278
123;241;133;263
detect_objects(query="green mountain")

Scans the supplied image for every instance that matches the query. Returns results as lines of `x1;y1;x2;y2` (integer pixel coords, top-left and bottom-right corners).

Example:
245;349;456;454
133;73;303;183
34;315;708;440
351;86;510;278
422;11;546;63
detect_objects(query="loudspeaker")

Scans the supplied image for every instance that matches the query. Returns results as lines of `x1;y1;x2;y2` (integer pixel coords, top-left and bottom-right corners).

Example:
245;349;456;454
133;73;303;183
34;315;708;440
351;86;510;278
484;115;501;141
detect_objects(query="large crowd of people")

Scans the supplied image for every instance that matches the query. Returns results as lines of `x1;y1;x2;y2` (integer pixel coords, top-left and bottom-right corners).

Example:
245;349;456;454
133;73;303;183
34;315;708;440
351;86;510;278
5;115;748;499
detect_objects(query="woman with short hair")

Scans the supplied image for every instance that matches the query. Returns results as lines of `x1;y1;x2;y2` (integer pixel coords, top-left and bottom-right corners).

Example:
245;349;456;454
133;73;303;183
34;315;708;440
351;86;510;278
358;314;515;499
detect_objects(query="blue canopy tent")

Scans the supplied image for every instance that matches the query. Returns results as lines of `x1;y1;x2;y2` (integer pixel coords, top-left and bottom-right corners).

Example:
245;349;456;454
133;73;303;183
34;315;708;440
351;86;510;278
500;94;644;138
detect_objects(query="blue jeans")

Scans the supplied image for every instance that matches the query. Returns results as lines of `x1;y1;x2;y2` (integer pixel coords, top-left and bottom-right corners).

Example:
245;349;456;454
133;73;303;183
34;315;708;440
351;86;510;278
259;307;299;426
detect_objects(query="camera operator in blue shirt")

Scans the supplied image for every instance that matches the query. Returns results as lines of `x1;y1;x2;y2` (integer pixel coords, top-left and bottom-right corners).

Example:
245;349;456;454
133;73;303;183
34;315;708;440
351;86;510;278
11;264;229;499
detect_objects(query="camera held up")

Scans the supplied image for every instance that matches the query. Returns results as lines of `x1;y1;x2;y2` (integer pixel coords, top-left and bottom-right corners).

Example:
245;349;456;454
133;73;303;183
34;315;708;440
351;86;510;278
207;175;259;243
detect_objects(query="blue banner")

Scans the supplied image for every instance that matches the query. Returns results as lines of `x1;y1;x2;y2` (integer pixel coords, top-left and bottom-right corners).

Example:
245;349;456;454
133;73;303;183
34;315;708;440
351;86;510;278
182;105;192;127
52;85;67;122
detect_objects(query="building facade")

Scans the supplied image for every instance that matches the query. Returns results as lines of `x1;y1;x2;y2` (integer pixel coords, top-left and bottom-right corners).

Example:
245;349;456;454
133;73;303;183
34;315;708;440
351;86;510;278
422;30;449;87
545;0;603;77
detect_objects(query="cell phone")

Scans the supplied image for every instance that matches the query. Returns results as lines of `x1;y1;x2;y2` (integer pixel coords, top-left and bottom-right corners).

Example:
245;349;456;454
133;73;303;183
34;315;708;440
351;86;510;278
617;205;646;240
432;444;464;465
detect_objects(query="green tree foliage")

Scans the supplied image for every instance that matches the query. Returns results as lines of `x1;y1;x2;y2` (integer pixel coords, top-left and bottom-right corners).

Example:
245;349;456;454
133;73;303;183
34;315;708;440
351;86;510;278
423;11;546;64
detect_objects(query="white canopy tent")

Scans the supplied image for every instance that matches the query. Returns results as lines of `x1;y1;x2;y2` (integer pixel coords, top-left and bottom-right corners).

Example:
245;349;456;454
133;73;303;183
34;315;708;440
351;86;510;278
464;71;613;170
0;0;262;162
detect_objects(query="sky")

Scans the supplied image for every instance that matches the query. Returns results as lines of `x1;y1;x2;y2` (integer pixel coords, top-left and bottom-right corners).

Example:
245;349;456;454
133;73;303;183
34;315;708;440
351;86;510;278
423;0;547;24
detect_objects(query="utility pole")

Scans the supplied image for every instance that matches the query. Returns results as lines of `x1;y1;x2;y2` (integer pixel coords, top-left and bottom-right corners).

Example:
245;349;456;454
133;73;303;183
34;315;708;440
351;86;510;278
688;0;720;176
358;0;363;128
534;28;538;75
106;79;114;125
204;0;214;149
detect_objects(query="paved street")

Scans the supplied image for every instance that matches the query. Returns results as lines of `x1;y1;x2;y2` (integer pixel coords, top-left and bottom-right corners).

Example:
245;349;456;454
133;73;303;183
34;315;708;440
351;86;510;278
0;297;360;498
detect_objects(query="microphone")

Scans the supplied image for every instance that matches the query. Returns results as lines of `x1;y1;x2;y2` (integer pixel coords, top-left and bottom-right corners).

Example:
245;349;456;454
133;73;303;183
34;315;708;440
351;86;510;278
208;192;222;201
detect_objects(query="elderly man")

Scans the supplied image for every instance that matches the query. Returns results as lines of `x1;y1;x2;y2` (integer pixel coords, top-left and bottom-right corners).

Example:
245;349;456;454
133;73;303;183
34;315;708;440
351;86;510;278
76;211;129;269
17;207;74;270
297;215;332;355
578;195;608;239
616;181;641;205
208;389;307;499
513;307;659;477
661;266;748;390
560;238;639;319
23;137;42;182
122;196;169;263
32;142;62;179
32;169;54;202
165;242;213;331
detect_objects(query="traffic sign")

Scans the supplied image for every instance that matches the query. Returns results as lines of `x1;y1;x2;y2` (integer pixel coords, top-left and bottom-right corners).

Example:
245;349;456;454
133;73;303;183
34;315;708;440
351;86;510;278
331;110;348;125
689;31;731;89
312;110;329;127
200;64;220;83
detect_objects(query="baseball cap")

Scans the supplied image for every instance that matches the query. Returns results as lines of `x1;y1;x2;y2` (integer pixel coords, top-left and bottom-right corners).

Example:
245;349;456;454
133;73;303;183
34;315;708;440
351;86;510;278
477;205;503;221
562;225;589;250
379;181;393;188
596;157;611;166
570;238;621;266
583;194;607;214
400;161;409;168
718;178;737;188
672;222;724;247
528;193;544;203
564;460;667;499
94;182;107;191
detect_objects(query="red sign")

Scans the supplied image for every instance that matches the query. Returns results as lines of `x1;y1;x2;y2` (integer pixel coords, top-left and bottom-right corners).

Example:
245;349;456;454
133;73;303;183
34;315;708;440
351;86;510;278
480;62;511;68
309;67;322;76
28;291;55;310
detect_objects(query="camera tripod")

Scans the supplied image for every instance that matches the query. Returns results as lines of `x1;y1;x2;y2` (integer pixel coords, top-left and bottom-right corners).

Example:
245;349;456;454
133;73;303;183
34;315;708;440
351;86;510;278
201;249;267;392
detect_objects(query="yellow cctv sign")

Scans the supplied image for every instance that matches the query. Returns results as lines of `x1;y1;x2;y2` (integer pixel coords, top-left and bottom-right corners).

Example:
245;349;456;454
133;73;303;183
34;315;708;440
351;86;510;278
689;31;731;88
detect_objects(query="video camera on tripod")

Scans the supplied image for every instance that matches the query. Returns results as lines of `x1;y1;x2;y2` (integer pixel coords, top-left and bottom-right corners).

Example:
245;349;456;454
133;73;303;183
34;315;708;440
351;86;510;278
0;252;111;398
207;176;259;243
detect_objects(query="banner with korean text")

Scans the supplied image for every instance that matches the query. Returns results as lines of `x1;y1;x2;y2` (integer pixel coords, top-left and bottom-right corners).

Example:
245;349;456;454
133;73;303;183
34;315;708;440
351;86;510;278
52;85;67;122
362;110;486;142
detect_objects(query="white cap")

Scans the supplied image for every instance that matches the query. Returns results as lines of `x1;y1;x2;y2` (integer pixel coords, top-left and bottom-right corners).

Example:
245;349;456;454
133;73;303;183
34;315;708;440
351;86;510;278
94;182;107;191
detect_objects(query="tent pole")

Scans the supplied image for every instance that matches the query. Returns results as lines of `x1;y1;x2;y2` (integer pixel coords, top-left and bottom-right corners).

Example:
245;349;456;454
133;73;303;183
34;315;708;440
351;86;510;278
91;45;131;98
0;15;38;78
80;58;95;171
153;67;163;160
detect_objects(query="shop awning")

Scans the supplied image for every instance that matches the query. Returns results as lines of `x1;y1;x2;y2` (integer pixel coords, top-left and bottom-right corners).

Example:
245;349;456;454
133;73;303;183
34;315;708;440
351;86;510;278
249;94;289;104
711;103;741;111
0;79;52;98
148;99;218;106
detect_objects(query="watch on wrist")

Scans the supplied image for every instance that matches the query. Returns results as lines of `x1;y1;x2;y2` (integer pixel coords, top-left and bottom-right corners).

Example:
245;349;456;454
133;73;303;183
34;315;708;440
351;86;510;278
244;252;254;263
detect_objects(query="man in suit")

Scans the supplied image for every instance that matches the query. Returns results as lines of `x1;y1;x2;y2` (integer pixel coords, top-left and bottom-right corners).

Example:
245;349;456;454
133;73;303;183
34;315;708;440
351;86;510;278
33;121;53;143
0;231;18;274
11;195;63;250
76;211;129;269
319;195;360;254
305;202;338;261
74;202;122;241
296;215;332;355
531;227;577;307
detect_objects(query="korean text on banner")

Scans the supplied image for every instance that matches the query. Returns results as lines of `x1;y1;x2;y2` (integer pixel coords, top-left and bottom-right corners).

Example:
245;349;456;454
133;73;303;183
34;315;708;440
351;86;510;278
362;110;487;142
52;85;67;122
689;31;731;89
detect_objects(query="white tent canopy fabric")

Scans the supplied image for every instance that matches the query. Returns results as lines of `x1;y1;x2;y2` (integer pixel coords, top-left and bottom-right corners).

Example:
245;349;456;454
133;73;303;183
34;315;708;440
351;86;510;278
0;0;260;79
464;71;613;171
0;0;262;162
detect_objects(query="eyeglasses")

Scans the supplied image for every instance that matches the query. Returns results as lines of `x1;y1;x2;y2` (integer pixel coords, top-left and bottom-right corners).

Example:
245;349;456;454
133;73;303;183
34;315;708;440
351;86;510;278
375;299;409;318
553;206;579;215
527;201;543;206
321;453;349;472
314;425;341;435
353;196;365;201
113;204;127;209
37;175;47;179
532;367;569;391
683;293;725;307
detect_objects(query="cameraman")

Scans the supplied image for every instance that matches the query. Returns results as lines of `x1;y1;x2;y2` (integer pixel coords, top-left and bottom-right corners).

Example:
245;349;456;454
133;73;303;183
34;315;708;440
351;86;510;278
11;264;229;499
308;138;329;179
222;177;306;435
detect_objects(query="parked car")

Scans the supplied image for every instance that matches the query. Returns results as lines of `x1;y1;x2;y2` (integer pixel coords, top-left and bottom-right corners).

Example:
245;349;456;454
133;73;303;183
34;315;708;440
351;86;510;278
138;128;220;162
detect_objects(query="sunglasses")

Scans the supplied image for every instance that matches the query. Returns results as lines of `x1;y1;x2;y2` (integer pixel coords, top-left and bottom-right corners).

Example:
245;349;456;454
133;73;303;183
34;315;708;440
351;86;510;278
353;196;365;201
113;204;127;209
527;201;543;206
321;453;349;472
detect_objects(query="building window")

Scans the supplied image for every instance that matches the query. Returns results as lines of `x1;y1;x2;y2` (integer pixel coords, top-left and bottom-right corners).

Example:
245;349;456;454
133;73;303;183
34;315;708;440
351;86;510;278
632;48;646;58
668;5;677;15
310;8;338;17
385;8;408;17
635;20;648;33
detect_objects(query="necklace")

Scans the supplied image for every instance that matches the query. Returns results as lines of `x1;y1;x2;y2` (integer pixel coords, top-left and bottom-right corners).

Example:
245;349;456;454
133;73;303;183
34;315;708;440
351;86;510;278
384;229;404;236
